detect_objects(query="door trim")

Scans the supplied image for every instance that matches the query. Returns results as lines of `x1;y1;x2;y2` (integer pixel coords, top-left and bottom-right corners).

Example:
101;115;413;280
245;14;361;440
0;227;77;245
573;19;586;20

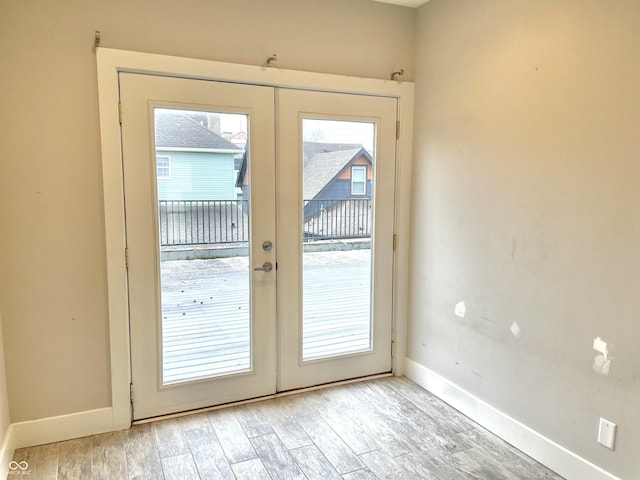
96;47;414;429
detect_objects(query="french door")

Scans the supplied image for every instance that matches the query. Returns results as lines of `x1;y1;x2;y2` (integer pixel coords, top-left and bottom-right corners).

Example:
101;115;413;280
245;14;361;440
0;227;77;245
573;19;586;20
120;73;397;420
276;89;396;391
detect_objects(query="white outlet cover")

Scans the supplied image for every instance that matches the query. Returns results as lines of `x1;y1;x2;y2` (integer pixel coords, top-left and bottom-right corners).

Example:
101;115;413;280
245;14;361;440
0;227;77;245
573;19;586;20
598;418;617;449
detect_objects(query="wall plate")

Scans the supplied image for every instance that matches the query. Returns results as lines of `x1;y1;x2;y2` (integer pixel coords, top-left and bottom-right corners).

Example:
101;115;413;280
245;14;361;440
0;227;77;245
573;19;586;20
598;418;616;449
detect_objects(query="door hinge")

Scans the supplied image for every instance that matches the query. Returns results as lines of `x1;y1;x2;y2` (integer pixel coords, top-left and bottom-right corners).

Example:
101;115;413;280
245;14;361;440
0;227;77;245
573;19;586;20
129;383;134;404
125;247;129;269
391;341;396;358
118;101;123;125
393;234;397;251
396;121;400;139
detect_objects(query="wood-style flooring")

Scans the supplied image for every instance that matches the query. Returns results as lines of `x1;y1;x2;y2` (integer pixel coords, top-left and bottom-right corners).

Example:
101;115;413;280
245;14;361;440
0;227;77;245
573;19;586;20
10;377;563;480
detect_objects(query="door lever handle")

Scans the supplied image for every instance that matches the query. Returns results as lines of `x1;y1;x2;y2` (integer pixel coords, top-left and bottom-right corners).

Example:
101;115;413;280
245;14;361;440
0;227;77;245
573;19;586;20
254;261;273;273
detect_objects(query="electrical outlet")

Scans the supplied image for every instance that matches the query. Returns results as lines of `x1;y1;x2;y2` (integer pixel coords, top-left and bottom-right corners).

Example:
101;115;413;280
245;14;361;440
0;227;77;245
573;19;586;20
598;418;616;449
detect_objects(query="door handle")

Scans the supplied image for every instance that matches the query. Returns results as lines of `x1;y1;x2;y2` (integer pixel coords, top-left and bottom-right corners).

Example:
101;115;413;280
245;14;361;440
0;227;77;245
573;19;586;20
254;261;273;273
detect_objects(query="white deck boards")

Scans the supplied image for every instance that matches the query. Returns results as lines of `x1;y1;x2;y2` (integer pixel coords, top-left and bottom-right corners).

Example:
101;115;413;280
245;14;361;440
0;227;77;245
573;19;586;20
161;250;372;384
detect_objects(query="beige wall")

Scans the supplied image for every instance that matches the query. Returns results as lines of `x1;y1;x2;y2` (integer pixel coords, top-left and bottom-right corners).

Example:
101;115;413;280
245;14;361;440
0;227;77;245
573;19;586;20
410;1;639;478
5;0;636;475
0;312;9;447
0;0;415;422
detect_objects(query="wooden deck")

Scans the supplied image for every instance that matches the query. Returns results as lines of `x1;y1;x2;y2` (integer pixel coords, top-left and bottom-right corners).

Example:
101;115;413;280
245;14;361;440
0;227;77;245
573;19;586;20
161;250;371;385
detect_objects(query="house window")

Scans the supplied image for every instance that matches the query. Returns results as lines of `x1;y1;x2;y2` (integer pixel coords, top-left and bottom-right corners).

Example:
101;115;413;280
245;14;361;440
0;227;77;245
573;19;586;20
351;166;367;195
156;155;171;179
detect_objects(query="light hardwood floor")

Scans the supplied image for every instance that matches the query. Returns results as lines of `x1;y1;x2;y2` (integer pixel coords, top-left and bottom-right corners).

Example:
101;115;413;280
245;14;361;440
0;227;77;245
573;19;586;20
10;377;564;480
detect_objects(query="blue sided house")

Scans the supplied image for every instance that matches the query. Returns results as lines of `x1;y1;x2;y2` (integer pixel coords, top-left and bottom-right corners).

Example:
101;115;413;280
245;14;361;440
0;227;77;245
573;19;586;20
234;141;373;240
236;141;372;206
154;110;243;201
303;144;373;205
302;144;373;240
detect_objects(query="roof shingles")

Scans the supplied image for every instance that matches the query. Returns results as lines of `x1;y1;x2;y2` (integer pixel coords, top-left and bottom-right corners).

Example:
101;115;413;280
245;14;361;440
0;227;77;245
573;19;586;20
235;141;371;199
303;147;369;200
155;110;242;151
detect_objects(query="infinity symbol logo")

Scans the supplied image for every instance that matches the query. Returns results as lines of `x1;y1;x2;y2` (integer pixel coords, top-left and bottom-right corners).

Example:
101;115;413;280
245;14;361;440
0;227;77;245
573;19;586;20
9;461;28;471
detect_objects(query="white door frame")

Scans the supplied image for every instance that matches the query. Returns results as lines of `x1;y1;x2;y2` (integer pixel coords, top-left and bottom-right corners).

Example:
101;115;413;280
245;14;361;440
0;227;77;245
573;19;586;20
96;47;414;430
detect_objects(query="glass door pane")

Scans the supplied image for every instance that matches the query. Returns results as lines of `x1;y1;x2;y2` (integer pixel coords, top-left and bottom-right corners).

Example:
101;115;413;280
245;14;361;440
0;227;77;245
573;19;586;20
153;108;252;384
301;119;376;360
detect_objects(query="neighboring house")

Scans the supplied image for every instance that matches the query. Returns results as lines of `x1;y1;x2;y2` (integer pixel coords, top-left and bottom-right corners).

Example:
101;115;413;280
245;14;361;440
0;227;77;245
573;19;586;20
236;142;370;202
303;146;372;205
155;110;243;201
302;145;373;240
155;110;247;245
236;142;373;240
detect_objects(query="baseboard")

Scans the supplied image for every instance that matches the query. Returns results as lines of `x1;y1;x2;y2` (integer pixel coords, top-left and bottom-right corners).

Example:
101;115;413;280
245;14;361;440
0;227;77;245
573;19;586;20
11;407;115;450
0;424;16;480
404;358;620;480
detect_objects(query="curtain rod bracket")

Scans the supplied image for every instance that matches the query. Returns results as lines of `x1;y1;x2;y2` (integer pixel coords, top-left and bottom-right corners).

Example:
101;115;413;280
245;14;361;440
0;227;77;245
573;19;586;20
265;53;277;67
391;69;404;81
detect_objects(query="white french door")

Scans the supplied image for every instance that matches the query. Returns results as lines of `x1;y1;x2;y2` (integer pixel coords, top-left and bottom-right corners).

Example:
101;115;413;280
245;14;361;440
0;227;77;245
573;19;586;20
121;74;277;419
277;89;397;391
120;73;397;420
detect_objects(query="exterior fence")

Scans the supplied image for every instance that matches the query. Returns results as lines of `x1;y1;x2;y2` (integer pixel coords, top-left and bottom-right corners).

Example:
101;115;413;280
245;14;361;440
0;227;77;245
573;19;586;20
158;199;372;246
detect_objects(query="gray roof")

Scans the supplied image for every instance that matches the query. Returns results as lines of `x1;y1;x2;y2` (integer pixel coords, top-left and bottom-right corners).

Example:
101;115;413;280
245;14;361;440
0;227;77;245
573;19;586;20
235;141;371;196
303;147;370;200
155;110;242;151
303;142;363;167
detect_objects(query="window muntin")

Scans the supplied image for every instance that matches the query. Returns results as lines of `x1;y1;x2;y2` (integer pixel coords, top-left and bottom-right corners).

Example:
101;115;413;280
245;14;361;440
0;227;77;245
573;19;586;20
156;155;171;179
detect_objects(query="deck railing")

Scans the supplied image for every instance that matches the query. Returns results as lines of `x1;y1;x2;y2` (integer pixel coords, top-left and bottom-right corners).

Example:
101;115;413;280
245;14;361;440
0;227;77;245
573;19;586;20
303;198;372;241
158;200;249;246
158;198;372;246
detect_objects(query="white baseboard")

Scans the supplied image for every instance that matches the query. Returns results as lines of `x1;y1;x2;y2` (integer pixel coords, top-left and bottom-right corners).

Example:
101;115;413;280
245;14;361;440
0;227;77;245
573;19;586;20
11;407;116;450
0;407;118;476
0;424;16;480
404;358;620;480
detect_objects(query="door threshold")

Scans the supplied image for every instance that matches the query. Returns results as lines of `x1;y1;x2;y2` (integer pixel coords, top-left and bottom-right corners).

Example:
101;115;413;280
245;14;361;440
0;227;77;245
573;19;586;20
132;371;393;425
